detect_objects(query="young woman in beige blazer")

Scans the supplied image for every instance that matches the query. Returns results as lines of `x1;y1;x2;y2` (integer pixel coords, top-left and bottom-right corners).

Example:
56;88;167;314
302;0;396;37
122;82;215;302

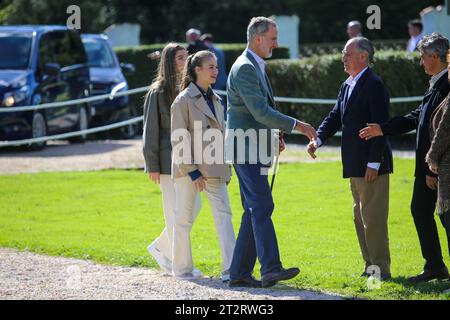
171;50;236;280
143;43;201;275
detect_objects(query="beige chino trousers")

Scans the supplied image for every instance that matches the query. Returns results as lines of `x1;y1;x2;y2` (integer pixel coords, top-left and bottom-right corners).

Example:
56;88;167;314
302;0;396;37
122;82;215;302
151;174;201;263
350;173;391;275
173;176;236;277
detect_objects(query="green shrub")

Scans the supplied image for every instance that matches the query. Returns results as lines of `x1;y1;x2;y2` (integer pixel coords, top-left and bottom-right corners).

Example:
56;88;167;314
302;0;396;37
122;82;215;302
266;51;429;128
115;44;164;108
300;39;409;58
216;43;290;71
115;45;429;129
114;43;289;111
115;43;289;90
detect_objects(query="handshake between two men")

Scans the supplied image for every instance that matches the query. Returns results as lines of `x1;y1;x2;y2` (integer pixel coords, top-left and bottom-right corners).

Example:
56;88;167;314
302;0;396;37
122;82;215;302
281;120;318;154
276;119;318;154
304;123;383;183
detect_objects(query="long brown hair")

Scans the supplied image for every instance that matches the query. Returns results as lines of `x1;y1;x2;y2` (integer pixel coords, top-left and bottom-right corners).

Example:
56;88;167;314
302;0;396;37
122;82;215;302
148;43;186;105
180;50;216;91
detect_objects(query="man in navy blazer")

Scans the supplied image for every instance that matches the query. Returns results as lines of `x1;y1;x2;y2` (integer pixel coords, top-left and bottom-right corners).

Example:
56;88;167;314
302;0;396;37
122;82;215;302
308;37;393;280
360;33;450;283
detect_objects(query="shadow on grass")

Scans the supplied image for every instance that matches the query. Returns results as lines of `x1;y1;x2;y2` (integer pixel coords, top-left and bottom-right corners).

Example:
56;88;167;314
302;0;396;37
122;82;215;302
184;277;345;300
387;276;450;295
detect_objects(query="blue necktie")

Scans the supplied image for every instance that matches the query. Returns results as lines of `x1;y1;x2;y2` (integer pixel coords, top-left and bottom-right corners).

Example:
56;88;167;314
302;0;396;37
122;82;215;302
343;84;351;106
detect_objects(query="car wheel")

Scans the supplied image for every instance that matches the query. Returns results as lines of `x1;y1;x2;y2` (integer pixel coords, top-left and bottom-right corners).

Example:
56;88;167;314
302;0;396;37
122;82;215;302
115;106;138;139
69;107;88;143
28;113;47;150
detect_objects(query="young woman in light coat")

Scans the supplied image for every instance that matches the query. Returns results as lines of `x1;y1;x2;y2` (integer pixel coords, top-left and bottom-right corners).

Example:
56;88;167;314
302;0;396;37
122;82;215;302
171;50;236;280
143;43;201;274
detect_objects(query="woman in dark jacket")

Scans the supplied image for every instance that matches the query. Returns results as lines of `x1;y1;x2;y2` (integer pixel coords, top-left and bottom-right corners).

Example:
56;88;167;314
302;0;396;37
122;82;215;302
426;51;450;263
142;43;200;274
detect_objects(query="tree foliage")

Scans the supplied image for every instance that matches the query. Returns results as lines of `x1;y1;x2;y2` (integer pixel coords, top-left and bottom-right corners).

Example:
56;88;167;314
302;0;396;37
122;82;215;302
0;0;444;44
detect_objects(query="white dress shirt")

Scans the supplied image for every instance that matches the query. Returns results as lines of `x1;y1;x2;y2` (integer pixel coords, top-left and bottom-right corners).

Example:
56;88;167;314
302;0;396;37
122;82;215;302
317;67;381;171
407;34;423;53
246;48;297;132
429;67;448;90
247;48;266;74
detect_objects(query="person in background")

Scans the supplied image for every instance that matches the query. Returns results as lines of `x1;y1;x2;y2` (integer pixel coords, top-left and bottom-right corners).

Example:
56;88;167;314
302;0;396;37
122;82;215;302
407;19;424;53
171;50;236;281
201;33;228;91
425;50;450;284
142;43;201;275
347;20;363;39
186;28;209;55
360;33;450;283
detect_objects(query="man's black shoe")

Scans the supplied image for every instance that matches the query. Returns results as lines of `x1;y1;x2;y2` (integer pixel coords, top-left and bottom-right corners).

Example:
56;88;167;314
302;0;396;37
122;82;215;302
407;267;449;283
361;271;391;281
361;271;369;277
380;273;392;281
229;276;262;288
261;267;300;288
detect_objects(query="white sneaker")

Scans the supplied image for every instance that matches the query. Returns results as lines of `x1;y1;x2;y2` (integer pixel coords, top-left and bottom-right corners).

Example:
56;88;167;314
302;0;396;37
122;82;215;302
175;271;203;280
193;268;203;277
221;273;230;282
147;243;172;274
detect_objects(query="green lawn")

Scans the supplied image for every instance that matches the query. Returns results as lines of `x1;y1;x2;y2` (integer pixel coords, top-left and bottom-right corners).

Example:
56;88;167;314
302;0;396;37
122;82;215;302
1;159;449;300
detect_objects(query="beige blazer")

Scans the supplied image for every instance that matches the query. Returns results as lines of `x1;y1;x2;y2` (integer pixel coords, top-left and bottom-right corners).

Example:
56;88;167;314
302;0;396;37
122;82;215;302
171;82;231;181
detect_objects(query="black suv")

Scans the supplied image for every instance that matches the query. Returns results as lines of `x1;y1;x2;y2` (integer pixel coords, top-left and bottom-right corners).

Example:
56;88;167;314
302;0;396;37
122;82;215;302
0;25;91;149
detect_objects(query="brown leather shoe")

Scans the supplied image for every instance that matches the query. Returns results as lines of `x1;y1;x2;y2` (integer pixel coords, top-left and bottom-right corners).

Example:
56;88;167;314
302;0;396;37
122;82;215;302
407;267;449;283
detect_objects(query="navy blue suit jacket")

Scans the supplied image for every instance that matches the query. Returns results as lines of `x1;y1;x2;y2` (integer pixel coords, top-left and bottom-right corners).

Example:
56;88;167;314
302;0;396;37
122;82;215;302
317;68;393;178
380;71;449;178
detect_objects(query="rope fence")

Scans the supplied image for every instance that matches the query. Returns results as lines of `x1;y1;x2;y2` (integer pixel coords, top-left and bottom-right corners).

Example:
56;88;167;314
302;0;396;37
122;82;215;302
0;86;422;147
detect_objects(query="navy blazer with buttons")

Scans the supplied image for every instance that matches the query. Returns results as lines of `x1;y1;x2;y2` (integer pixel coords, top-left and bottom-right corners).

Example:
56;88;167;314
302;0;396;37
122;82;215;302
317;68;393;178
380;71;449;178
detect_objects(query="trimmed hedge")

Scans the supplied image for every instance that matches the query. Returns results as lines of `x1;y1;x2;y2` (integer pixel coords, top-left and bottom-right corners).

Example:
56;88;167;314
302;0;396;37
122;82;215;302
114;43;289;96
300;39;408;58
267;51;429;128
115;43;289;112
115;45;430;129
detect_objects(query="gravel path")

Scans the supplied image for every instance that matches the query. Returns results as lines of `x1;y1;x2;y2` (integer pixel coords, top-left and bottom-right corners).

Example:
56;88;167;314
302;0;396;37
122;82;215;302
0;248;342;300
0;139;414;174
0;139;412;300
0;139;144;174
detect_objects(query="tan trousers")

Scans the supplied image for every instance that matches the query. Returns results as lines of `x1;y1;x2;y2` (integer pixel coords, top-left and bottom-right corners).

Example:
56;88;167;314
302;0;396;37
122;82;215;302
151;175;201;262
350;174;391;274
173;176;236;276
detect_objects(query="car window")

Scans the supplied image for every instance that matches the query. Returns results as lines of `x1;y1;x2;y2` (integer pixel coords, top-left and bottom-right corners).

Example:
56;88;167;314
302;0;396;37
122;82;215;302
82;38;116;68
0;32;32;69
68;30;88;65
38;30;87;72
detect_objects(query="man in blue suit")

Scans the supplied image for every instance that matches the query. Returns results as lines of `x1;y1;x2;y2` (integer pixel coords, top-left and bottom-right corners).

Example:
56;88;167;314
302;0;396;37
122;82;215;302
308;37;393;280
226;16;317;288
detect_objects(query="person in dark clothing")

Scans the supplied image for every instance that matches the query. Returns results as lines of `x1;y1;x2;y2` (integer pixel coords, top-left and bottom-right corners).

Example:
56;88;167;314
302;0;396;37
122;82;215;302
186;28;209;55
360;33;450;283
